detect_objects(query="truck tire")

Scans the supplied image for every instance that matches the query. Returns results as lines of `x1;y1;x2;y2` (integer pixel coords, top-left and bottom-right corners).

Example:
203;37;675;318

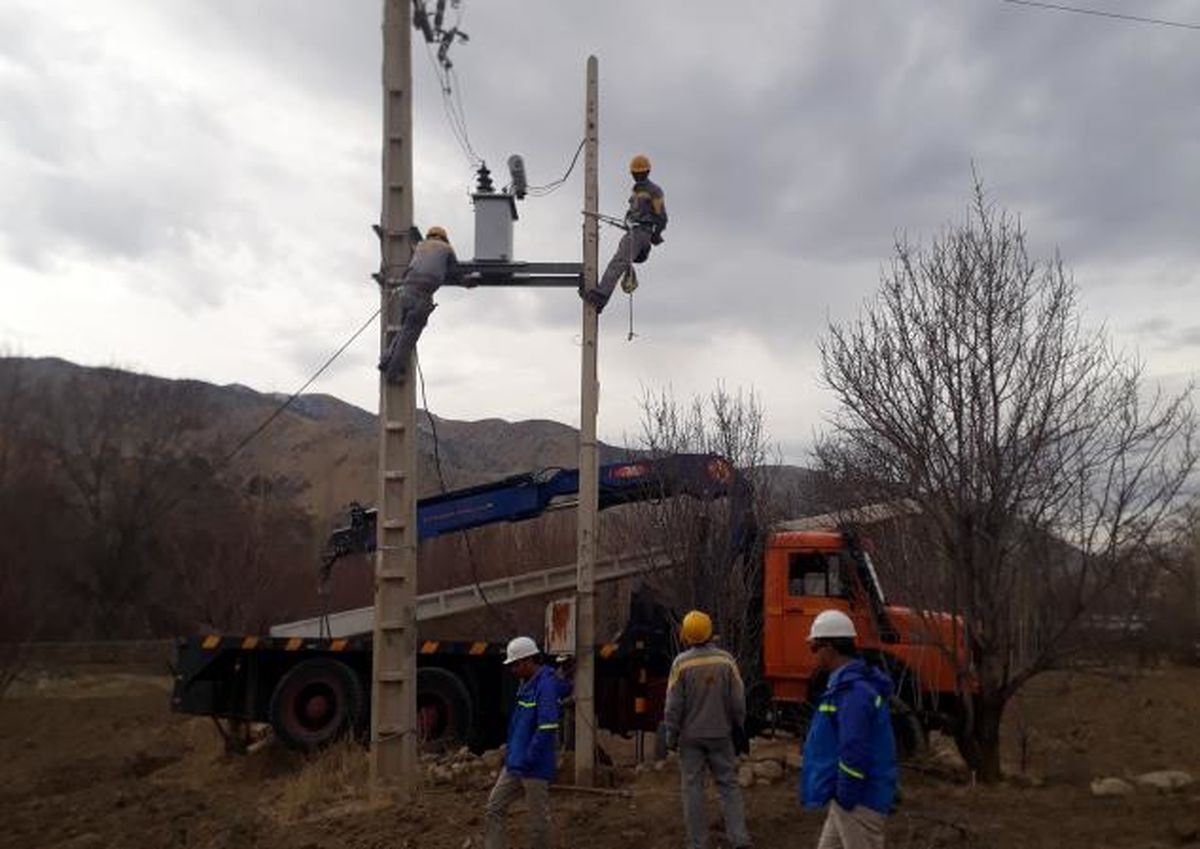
890;698;928;760
417;667;473;747
268;658;365;752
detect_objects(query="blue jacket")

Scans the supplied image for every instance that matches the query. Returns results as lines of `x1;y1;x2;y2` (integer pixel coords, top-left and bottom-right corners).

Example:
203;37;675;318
800;659;898;814
504;665;560;781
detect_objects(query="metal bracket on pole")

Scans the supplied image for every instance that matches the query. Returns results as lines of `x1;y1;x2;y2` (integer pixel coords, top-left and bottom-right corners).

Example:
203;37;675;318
448;261;584;288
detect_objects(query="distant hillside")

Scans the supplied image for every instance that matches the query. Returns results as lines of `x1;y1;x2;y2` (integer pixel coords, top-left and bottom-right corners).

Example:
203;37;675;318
0;357;669;537
0;356;819;639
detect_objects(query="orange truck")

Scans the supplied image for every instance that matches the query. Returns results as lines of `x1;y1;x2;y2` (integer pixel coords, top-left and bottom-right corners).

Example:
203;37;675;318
754;525;969;749
172;454;969;753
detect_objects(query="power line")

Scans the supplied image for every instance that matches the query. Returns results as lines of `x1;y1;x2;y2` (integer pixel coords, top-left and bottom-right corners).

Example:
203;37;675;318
527;138;586;197
424;43;482;167
998;0;1200;31
414;0;483;169
217;308;381;469
416;357;519;632
151;306;382;521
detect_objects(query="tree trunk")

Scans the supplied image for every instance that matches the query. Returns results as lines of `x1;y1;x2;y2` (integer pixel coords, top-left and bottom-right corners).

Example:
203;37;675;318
954;692;1005;783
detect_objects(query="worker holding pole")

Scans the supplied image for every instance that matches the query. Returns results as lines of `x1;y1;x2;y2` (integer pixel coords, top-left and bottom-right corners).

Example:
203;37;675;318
663;610;753;849
582;153;667;314
378;225;462;382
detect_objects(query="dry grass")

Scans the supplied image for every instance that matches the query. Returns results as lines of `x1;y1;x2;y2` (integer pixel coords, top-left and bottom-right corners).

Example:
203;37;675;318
276;739;370;822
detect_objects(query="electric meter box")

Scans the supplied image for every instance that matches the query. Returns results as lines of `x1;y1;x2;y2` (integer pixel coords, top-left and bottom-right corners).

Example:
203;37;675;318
472;192;518;262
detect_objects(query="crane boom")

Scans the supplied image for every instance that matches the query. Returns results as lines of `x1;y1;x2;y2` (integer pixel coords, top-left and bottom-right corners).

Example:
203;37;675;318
294;452;752;638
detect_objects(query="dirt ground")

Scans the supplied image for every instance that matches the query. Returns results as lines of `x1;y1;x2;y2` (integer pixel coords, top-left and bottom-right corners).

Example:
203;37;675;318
2;663;1199;849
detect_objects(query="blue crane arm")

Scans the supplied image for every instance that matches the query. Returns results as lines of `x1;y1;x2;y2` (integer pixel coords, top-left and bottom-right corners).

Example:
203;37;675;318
323;453;753;566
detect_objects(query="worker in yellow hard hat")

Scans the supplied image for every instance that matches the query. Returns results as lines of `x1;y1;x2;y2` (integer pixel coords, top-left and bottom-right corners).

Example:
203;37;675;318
662;609;752;849
378;225;461;382
581;153;667;314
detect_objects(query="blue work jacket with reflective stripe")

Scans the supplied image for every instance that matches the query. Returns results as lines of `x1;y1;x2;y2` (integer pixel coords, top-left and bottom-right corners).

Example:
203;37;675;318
504;665;560;781
800;659;898;814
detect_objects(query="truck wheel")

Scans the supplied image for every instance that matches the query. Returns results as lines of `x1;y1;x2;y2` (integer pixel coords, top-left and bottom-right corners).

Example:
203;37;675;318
417;667;473;747
268;658;365;752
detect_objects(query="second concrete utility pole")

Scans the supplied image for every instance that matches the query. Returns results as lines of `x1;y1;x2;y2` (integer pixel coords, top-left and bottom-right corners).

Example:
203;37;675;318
574;54;600;788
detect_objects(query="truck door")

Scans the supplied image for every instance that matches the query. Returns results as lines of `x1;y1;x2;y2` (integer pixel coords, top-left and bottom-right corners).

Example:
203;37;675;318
777;550;854;681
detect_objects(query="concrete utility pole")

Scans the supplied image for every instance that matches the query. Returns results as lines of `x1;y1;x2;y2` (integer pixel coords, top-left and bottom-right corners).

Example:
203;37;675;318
574;54;600;788
372;0;418;791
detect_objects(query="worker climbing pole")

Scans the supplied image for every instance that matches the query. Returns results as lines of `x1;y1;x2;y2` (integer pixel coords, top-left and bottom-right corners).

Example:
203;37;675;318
378;225;463;382
581;153;668;316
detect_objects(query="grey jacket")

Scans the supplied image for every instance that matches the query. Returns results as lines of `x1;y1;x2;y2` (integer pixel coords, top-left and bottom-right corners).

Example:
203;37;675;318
663;643;746;741
403;238;460;291
625;177;667;234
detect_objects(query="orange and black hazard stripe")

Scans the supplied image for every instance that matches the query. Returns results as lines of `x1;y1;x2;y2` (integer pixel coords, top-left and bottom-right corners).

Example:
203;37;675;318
187;634;626;661
183;634;371;653
418;639;505;657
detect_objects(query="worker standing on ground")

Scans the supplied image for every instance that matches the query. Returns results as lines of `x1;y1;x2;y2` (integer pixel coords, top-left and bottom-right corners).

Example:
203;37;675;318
378;225;461;382
800;611;898;849
663;610;752;849
583;153;667;314
485;636;560;849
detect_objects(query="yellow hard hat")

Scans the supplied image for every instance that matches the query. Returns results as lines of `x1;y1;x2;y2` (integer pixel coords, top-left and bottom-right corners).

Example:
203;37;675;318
426;225;449;241
629;154;651;175
681;610;713;646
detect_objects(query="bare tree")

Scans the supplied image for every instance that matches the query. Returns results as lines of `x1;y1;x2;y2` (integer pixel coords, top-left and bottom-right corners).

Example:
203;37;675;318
1143;498;1200;660
816;179;1197;781
0;358;55;693
614;384;783;681
170;473;317;634
35;369;213;637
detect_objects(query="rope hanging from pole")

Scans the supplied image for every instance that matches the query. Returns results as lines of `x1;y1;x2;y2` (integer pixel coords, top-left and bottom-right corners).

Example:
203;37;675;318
584;210;642;341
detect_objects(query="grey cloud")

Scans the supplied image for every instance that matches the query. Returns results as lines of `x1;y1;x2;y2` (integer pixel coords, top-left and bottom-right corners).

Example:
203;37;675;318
1177;326;1200;348
338;1;1198;351
4;0;1197;437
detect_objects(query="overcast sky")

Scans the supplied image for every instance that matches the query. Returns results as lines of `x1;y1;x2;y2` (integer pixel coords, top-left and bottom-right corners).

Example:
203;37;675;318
2;0;1197;463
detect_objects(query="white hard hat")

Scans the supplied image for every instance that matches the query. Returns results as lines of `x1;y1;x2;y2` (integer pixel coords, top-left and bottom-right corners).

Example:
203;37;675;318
504;636;540;665
808;610;857;641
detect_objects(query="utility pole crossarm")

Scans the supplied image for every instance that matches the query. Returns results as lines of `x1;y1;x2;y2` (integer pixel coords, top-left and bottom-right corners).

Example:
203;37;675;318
449;261;584;288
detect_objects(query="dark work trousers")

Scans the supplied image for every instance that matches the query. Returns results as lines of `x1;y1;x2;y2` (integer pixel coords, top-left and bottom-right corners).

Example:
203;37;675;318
679;736;751;849
379;283;437;381
594;226;654;310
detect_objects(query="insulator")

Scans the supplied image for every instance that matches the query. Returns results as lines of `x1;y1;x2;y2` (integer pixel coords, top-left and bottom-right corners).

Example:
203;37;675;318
475;163;494;193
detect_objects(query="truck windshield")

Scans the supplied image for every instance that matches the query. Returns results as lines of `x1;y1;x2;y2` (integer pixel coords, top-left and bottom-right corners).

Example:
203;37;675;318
787;552;844;597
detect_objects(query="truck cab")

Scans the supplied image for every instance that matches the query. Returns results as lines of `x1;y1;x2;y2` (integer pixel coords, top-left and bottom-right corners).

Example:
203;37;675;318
761;528;968;736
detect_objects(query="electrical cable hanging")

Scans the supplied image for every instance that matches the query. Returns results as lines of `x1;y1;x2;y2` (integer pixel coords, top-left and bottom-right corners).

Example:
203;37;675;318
416;357;519;633
423;43;482;167
526;138;586;197
414;0;483;169
998;0;1200;31
151;305;382;523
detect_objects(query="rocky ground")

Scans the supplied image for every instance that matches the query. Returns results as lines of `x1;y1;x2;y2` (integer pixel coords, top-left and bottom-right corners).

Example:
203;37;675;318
1;663;1199;848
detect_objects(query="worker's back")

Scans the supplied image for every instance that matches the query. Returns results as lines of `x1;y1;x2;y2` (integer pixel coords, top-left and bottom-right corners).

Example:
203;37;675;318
405;238;458;289
664;643;746;740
